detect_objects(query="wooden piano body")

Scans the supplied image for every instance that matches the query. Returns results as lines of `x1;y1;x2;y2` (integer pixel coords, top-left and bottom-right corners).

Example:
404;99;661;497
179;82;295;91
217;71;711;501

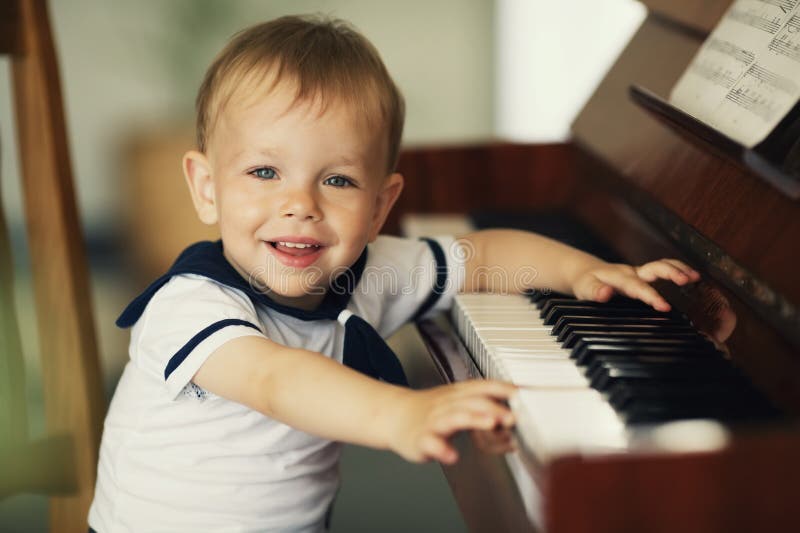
390;1;800;531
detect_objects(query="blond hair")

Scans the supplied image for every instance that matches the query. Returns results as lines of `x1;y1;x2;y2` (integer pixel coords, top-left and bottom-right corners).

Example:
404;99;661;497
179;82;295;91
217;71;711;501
195;15;405;172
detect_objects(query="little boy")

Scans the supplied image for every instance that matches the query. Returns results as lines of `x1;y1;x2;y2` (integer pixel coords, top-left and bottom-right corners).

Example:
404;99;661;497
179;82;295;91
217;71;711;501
88;15;698;533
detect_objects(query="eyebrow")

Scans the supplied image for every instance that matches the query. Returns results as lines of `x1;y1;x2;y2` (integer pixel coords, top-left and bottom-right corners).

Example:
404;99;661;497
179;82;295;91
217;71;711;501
228;146;280;163
257;147;281;159
231;146;365;169
334;155;359;167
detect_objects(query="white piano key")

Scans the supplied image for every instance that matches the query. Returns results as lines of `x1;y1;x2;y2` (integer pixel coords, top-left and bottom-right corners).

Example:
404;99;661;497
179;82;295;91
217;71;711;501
482;342;570;373
511;389;628;462
496;359;590;388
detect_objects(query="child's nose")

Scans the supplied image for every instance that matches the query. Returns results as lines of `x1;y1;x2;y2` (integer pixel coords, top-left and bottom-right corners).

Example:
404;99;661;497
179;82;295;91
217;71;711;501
279;188;323;221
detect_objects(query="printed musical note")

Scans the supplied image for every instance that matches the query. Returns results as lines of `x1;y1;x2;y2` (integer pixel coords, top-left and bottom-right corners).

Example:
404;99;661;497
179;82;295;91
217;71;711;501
725;64;798;120
768;14;800;61
758;0;797;14
688;38;755;89
707;38;757;65
728;8;782;34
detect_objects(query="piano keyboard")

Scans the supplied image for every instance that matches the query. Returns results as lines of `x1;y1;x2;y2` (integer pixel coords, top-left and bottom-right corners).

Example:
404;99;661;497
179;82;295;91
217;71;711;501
452;290;777;462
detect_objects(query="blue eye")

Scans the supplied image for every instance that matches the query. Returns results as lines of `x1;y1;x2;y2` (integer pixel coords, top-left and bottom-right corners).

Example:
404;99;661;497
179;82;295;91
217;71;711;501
324;175;352;188
251;167;277;180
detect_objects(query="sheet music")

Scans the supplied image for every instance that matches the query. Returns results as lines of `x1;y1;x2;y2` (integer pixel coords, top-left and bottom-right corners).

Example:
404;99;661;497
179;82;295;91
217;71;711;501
670;0;800;147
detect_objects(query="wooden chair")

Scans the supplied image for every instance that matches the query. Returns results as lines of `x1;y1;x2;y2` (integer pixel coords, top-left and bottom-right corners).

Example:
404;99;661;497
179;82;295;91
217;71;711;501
0;0;105;531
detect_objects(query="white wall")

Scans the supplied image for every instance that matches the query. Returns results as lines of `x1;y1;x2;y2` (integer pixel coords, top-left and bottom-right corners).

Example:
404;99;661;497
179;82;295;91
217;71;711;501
495;0;645;142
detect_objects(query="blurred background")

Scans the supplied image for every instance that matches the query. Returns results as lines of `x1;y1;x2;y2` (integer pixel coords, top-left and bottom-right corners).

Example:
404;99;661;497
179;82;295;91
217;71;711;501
0;0;644;531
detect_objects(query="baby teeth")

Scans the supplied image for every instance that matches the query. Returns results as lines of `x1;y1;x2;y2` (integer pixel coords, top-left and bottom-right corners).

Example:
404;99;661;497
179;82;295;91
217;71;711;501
278;241;319;249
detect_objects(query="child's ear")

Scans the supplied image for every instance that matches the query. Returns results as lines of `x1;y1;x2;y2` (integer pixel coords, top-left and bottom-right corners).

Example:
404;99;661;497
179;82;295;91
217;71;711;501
368;172;404;241
183;150;218;225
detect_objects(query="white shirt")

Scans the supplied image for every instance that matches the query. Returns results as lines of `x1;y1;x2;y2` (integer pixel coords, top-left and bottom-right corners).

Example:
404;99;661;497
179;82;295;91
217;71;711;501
88;235;465;533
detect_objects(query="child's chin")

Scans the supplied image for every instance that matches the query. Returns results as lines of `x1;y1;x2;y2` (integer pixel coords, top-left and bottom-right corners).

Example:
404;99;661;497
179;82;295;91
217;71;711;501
261;278;327;300
278;286;326;299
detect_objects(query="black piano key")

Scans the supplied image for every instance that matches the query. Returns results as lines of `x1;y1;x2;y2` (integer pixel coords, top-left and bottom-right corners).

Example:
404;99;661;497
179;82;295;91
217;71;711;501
609;381;737;404
557;324;697;344
571;336;715;357
540;297;650;317
607;377;779;415
543;305;686;326
574;344;719;366
588;361;736;390
590;366;735;392
562;330;709;349
525;290;572;308
490;284;783;428
591;358;732;380
623;403;760;425
610;383;719;410
552;315;686;337
608;382;760;413
584;354;729;381
623;388;777;423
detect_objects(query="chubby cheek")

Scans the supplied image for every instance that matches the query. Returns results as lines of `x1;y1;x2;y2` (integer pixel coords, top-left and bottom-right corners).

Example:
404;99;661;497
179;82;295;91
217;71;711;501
219;189;271;235
336;204;377;245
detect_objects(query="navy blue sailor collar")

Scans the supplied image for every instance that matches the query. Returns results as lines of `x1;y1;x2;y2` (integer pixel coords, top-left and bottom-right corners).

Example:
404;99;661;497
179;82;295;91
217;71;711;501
116;240;367;327
116;240;409;386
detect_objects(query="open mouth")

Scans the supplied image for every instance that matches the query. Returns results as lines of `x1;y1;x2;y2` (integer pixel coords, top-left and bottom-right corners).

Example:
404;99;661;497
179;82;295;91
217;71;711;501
266;239;326;268
269;241;323;256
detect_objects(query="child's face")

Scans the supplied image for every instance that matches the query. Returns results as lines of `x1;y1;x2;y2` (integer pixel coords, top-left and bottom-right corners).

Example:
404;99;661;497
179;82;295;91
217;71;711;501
184;80;403;310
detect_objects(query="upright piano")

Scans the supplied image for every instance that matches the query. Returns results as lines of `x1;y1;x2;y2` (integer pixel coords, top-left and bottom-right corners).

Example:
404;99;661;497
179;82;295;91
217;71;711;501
390;1;800;531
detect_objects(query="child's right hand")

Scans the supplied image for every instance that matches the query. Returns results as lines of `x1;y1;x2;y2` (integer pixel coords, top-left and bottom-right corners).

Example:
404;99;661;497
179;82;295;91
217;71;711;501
388;380;517;464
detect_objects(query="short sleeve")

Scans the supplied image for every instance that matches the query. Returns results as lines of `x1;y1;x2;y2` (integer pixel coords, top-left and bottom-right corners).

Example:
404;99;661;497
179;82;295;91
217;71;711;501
130;274;267;399
361;235;467;338
413;235;467;318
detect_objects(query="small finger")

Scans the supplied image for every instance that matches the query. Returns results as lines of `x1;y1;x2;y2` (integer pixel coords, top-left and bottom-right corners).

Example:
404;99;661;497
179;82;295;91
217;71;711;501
453;379;518;400
456;394;516;428
662;259;701;281
575;275;614;302
431;406;507;433
630;282;671;312
592;283;614;302
439;396;512;421
471;429;515;454
478;426;514;444
596;270;671;311
636;261;690;285
421;435;458;464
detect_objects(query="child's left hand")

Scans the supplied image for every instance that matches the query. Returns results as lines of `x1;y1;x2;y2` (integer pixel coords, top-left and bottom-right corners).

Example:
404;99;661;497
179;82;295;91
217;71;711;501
571;259;700;312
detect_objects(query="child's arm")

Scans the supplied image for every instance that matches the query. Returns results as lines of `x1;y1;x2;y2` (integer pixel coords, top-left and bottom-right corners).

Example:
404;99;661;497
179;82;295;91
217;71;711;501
193;335;515;464
459;229;700;310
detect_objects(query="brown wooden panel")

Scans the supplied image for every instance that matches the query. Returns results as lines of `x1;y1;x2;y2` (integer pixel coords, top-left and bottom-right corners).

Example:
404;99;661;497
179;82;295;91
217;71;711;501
8;0;105;530
389;143;579;234
545;430;800;533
